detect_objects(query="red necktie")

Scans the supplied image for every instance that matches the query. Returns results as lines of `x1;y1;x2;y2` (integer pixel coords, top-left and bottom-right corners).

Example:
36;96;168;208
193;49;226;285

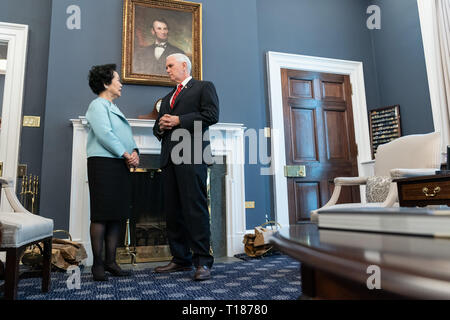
170;84;183;109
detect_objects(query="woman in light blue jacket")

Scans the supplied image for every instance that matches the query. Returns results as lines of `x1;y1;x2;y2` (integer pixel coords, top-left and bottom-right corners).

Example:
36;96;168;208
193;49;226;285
86;64;139;281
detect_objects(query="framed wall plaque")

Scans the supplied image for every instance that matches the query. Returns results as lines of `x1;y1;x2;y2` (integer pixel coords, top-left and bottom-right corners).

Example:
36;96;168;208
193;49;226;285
369;105;402;159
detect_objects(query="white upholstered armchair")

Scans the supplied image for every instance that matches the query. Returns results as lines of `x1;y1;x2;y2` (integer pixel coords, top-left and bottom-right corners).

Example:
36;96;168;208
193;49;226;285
310;132;441;222
0;177;53;300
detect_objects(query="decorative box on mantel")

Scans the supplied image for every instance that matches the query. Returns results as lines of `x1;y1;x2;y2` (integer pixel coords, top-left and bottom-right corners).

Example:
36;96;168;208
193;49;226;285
69;117;246;266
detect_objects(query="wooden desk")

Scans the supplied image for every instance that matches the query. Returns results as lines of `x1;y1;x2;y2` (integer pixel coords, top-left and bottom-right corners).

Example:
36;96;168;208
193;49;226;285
271;223;450;299
395;174;450;207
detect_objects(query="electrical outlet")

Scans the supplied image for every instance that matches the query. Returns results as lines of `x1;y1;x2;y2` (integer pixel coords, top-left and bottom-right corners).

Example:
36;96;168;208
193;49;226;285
17;164;27;178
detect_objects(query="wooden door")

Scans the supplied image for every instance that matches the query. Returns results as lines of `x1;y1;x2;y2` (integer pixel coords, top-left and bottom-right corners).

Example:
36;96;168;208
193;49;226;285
281;69;360;223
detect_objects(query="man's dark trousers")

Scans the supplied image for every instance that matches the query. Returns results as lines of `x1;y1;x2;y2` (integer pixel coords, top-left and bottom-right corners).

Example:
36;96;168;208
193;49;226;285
162;160;213;268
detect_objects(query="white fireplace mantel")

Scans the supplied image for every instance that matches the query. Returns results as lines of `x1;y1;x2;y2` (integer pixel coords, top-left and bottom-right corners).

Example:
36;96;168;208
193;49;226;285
69;117;247;265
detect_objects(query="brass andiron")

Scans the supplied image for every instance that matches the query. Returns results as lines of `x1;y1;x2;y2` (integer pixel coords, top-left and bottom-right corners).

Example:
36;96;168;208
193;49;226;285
123;219;137;265
20;174;39;214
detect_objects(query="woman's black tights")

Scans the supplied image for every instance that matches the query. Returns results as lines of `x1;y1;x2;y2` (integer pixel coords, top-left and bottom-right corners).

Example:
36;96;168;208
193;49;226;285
90;221;122;269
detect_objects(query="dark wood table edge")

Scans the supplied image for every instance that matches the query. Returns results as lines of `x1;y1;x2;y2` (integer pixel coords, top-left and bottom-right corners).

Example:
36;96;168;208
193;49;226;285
393;174;450;183
271;229;450;300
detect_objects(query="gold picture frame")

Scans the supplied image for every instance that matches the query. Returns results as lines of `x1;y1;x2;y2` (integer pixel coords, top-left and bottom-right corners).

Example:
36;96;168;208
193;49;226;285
122;0;202;86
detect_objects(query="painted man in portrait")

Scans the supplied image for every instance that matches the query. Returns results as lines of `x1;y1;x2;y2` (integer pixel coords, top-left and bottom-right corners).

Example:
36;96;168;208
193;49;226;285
133;18;185;76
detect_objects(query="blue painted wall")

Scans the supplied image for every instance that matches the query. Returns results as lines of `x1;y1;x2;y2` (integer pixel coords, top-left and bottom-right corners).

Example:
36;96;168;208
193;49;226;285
369;0;433;134
0;0;52;180
1;0;433;231
40;0;263;229
256;0;381;109
254;0;383;226
40;0;381;230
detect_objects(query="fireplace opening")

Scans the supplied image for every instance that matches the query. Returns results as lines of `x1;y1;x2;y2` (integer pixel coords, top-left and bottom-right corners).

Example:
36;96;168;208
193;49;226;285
116;155;227;264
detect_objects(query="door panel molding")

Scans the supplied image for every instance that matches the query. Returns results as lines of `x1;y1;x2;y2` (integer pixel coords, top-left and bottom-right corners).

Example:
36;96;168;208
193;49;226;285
266;51;371;228
289;79;314;99
290;108;318;162
292;181;320;223
324;110;350;161
321;80;346;102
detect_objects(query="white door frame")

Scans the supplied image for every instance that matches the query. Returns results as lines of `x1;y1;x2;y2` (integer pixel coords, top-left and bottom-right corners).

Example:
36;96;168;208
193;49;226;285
0;22;28;212
266;51;371;228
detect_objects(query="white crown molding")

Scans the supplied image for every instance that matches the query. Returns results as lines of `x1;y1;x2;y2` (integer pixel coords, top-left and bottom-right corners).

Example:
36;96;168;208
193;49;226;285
0;22;28;212
266;51;371;227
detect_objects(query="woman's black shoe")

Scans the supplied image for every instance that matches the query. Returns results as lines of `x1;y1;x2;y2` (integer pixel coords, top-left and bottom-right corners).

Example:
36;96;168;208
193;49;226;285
104;262;131;277
91;265;108;281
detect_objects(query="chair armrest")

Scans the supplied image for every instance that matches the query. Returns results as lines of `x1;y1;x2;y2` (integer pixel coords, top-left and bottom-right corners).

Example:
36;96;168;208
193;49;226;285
315;177;368;213
390;168;438;179
4;187;28;213
334;177;368;186
0;177;28;213
0;177;14;187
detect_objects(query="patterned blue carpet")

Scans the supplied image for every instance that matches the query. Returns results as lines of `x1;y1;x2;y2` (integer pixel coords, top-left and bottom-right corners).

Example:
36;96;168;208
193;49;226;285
16;255;301;300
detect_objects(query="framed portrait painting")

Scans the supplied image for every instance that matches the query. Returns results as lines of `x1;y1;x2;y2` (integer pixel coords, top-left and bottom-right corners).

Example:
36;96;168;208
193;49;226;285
122;0;202;86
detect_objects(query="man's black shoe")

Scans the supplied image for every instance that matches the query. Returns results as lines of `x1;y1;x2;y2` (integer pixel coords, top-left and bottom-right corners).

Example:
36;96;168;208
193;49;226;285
193;266;211;281
154;262;192;273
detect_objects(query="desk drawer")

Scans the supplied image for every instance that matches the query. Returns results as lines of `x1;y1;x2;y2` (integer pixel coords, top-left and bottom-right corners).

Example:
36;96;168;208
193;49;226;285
399;180;450;201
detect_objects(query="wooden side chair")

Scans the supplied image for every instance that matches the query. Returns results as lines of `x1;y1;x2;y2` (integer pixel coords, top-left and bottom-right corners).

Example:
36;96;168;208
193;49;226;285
0;177;53;300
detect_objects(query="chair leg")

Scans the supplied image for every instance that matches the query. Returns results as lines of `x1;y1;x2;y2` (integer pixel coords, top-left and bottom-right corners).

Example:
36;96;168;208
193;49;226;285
4;247;23;300
0;259;4;280
41;237;52;293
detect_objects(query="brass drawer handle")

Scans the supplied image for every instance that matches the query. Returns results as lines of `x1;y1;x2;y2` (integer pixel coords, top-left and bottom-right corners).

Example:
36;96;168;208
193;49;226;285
422;186;441;197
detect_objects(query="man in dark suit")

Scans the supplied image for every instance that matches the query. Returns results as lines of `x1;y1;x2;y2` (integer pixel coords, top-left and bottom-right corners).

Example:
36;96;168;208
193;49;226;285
133;18;184;75
153;53;219;281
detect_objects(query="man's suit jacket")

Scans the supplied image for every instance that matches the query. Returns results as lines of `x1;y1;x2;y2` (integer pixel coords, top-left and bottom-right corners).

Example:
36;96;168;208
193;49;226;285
153;78;219;168
133;42;184;75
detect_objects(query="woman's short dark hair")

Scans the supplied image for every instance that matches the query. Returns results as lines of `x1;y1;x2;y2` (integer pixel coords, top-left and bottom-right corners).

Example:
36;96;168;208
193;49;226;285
88;64;117;95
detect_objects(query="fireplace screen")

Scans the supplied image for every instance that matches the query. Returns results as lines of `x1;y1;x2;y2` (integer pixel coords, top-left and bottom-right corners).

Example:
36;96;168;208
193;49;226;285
117;168;171;263
116;156;226;264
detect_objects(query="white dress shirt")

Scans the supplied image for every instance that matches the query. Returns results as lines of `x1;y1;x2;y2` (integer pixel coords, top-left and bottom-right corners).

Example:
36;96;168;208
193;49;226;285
154;42;167;60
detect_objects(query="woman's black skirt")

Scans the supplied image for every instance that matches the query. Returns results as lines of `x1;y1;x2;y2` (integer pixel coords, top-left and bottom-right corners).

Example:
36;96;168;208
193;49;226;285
87;157;132;222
